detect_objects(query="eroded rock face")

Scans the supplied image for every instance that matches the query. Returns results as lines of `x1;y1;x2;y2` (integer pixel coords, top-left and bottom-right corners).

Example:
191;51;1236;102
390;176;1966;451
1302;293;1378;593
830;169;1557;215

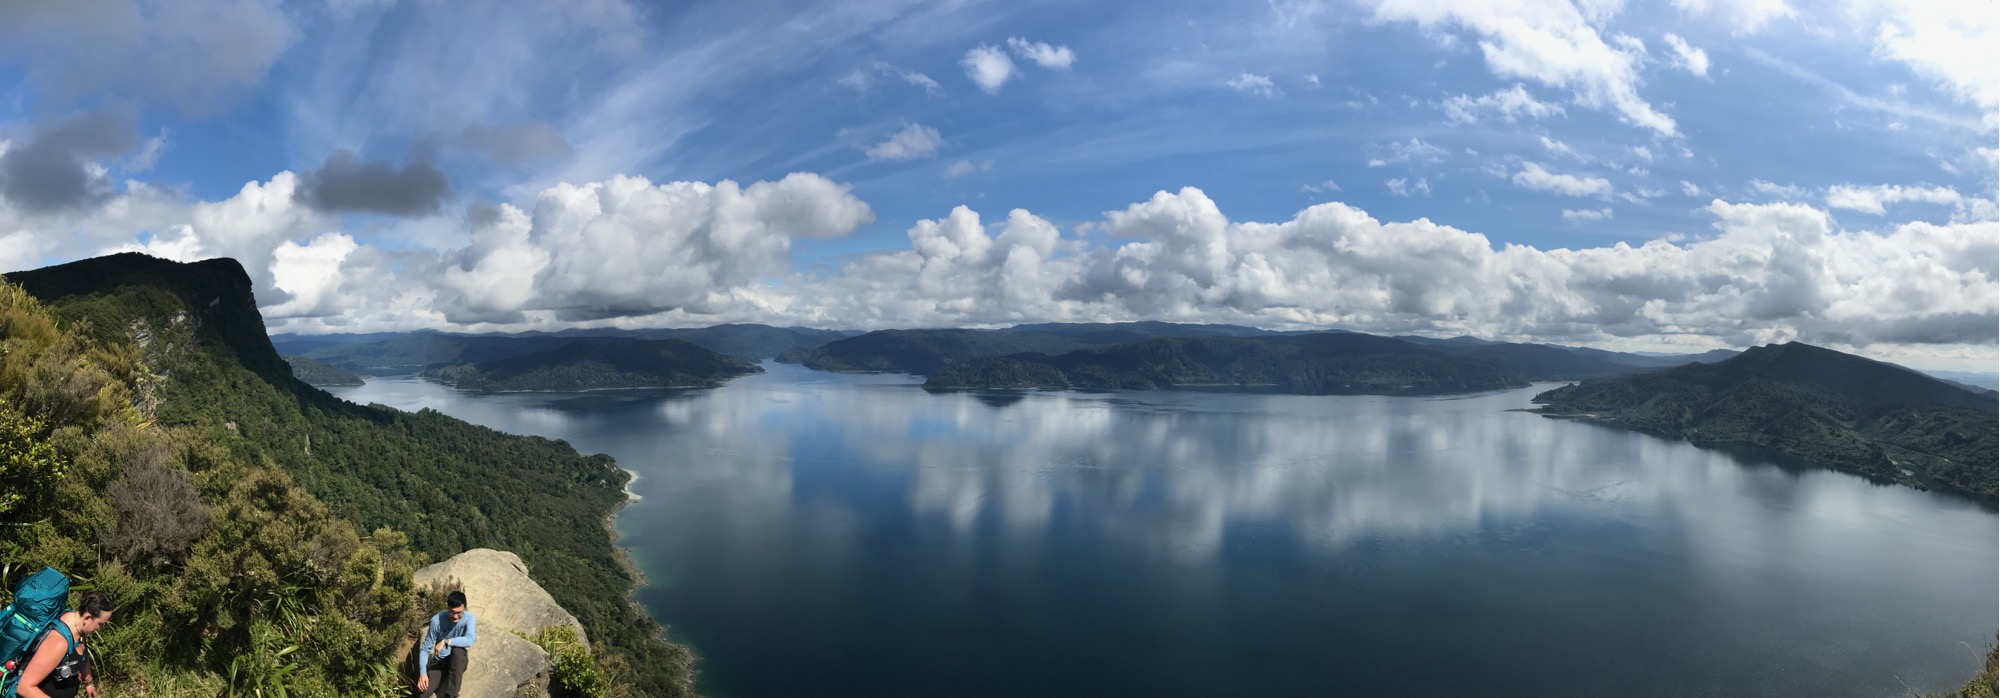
414;549;590;698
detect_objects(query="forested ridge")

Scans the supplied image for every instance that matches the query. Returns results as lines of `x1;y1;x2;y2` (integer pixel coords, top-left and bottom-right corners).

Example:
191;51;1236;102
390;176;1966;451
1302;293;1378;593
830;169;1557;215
1533;341;1999;501
423;337;760;392
285;355;364;386
1;253;696;697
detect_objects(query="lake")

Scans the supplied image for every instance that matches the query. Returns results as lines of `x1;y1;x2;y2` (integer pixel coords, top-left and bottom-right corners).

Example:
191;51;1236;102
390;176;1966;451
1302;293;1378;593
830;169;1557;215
330;362;1998;697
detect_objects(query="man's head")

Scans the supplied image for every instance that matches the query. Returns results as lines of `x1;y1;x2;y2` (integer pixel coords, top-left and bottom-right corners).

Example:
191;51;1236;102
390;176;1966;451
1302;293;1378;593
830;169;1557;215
78;591;114;634
446;590;467;621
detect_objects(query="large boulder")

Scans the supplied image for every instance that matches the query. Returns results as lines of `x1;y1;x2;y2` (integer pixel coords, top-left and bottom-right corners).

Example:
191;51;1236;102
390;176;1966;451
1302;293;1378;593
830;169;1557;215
412;549;590;698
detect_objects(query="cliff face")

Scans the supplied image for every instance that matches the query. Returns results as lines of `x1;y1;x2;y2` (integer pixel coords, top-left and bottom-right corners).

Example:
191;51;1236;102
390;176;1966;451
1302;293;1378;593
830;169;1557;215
412;549;591;698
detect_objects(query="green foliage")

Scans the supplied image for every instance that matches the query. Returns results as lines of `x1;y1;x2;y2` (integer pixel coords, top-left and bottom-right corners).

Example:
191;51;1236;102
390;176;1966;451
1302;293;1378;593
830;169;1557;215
528;626;611;698
0;399;65;516
421;338;760;392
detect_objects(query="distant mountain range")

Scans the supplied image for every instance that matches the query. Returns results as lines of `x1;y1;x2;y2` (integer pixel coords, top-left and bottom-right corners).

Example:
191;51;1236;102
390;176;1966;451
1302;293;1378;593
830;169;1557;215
271;324;852;372
1533;342;1998;501
422;338;761;392
776;324;1740;393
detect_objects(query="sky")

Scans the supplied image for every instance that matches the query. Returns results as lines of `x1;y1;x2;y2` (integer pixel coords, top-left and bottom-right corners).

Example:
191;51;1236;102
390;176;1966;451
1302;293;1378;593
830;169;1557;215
0;0;1994;369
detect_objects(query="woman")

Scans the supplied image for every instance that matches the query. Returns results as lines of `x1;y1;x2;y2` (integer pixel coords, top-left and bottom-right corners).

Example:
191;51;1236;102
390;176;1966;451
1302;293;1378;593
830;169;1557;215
14;591;111;698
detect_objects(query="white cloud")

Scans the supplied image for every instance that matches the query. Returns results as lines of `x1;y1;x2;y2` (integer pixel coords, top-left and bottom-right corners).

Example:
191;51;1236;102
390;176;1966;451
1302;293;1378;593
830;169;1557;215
1368;137;1446;167
1386;177;1431;197
1442;84;1565;124
1630;145;1653;162
1662;33;1710;76
1681;180;1702;196
1005;37;1075;70
865;124;943;161
1670;0;1795;34
1512;163;1612;197
1825;184;1963;215
944;159;993;179
1228;73;1280;98
1305;74;1321;88
1540;136;1585;161
1750;179;1808;198
1369;0;1677;134
1301;180;1341;195
799;189;1997;352
961;44;1015;94
1868;1;1999;124
1562;207;1612;221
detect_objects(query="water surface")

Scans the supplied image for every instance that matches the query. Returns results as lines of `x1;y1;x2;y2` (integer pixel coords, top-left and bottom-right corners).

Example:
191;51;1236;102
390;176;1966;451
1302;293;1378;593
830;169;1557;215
332;363;1998;697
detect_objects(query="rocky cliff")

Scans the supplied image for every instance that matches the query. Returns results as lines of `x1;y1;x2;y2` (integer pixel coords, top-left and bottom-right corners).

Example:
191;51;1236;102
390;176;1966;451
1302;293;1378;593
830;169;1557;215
412;549;592;698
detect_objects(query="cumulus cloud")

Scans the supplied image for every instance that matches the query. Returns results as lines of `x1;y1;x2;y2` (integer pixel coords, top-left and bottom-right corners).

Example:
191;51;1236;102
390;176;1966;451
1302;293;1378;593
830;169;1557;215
293;150;453;217
26;171;1997;362
865;124;943;161
1006;37;1075;70
1662;33;1710;76
0;0;297;114
795;189;1996;352
1228;73;1280;98
1825;184;1963;215
1441;84;1565;124
1368;137;1445;167
0;107;143;214
1512;163;1612;197
961;45;1015;94
1369;0;1676;134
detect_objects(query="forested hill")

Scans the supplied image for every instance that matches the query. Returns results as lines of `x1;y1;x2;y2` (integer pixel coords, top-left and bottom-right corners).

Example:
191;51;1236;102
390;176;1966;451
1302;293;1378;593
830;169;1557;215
284;354;364;386
1533;342;1999;501
926;334;1532;394
1;253;696;697
274;323;846;372
783;325;1736;393
423;337;761;391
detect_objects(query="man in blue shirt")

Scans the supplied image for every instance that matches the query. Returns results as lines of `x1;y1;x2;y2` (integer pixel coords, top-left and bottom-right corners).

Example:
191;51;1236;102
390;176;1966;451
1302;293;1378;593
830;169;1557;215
416;590;476;697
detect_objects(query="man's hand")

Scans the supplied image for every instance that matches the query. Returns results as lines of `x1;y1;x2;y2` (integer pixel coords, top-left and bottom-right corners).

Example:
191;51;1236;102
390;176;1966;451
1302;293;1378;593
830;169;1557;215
417;675;430;693
432;641;447;657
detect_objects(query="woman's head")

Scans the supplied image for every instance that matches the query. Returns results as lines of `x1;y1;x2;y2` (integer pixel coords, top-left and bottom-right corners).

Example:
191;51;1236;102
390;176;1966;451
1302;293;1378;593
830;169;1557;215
77;591;113;634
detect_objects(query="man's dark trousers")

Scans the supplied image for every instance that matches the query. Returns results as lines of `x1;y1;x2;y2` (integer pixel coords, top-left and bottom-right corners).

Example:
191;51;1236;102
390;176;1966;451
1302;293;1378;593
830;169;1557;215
418;648;468;698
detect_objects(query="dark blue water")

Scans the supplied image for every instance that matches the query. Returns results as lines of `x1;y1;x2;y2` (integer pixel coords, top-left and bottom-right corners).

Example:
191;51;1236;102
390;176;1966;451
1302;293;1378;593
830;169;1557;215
332;363;1998;697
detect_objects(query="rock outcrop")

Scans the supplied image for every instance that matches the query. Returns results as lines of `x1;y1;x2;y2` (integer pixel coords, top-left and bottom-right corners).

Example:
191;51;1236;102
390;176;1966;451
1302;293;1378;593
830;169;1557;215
412;549;590;698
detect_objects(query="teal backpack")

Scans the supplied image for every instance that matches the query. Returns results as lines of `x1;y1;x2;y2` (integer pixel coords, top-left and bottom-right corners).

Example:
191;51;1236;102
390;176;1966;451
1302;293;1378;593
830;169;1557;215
0;568;73;698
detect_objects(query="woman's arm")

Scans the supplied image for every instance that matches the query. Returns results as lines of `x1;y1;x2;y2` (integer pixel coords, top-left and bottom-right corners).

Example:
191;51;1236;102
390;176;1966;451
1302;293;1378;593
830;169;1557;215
14;631;68;698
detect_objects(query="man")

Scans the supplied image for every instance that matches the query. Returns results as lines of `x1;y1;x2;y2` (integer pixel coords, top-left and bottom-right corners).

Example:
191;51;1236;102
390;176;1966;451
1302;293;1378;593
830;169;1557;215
416;590;476;698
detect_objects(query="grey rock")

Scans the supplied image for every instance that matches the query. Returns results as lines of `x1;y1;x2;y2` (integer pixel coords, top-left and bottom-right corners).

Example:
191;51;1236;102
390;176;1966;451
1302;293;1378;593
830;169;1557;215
414;549;590;698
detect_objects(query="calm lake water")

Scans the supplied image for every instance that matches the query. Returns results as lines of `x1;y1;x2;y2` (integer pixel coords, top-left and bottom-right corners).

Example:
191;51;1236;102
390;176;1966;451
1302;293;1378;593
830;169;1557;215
330;363;1998;698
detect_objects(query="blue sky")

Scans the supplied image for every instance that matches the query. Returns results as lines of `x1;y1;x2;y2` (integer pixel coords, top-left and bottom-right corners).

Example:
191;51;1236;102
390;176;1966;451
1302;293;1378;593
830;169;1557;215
0;0;1994;369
